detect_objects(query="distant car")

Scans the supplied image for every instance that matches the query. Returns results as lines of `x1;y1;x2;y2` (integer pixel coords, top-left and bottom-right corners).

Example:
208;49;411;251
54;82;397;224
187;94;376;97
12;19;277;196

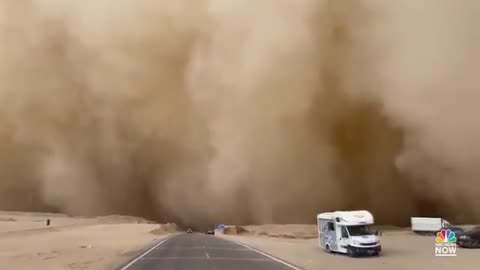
206;230;215;235
457;227;480;248
187;228;193;233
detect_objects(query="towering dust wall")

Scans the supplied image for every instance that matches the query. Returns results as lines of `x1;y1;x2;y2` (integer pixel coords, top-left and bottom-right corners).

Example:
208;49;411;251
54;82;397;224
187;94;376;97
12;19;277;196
0;0;479;226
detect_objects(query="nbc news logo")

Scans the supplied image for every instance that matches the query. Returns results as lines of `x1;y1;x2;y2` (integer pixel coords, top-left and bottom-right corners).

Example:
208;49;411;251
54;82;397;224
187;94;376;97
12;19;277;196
435;229;457;257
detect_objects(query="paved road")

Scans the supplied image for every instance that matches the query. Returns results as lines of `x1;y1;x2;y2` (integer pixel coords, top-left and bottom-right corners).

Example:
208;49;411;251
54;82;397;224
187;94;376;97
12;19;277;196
120;233;300;270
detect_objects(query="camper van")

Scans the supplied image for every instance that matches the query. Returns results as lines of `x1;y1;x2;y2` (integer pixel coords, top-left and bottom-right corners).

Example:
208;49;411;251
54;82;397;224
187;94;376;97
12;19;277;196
317;210;381;257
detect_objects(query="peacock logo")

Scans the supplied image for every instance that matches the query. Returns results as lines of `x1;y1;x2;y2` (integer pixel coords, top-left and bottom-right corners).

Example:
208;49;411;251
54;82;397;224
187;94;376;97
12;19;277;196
436;229;456;243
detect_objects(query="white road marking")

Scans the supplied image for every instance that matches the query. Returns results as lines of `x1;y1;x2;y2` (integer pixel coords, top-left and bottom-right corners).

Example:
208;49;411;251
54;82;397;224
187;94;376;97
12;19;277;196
205;252;210;259
228;239;303;270
119;234;177;270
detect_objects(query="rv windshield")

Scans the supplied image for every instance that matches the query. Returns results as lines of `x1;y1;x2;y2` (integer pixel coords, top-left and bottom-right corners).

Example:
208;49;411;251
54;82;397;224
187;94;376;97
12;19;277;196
347;225;376;236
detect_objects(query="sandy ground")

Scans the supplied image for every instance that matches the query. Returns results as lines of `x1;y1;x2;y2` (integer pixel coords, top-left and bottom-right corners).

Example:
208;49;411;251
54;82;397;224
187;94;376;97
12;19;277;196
220;225;478;270
1;212;478;270
0;211;175;270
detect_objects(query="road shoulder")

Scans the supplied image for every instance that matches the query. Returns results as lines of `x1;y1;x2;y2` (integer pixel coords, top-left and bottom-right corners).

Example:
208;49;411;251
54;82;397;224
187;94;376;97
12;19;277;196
113;233;178;270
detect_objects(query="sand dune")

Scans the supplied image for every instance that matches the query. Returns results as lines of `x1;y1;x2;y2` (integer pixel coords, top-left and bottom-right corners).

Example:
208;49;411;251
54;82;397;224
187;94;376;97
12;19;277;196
222;224;318;239
0;211;176;270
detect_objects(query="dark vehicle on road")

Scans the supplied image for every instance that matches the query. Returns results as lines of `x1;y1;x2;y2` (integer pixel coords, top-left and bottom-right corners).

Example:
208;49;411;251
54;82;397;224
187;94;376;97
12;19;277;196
448;226;465;237
206;230;215;235
457;227;480;248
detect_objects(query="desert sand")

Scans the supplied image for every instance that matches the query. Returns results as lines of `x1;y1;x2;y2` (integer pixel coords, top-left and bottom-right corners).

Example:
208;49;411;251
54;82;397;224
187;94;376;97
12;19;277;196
220;224;478;270
0;211;176;270
1;211;478;270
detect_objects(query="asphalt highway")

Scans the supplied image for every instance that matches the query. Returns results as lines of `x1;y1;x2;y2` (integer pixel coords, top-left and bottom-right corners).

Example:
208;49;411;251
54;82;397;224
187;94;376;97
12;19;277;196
120;233;301;270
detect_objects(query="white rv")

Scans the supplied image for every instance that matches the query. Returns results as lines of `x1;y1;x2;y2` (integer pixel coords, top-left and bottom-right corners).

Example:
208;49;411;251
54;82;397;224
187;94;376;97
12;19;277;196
317;210;381;257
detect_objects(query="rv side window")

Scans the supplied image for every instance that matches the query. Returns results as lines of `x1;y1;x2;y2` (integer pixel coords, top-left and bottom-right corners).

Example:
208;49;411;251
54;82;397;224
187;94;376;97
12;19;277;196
327;222;334;231
341;226;349;238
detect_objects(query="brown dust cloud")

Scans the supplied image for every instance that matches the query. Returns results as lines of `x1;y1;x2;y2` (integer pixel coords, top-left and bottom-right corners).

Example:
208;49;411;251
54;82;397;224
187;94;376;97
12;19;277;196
0;0;479;227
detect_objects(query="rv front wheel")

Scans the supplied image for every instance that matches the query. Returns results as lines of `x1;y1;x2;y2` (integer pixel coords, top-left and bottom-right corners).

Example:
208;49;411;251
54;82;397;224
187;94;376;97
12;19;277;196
347;248;356;257
326;244;332;253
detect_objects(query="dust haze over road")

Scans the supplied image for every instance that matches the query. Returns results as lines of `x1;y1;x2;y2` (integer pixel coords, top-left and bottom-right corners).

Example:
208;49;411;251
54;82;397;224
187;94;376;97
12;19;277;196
0;0;479;227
